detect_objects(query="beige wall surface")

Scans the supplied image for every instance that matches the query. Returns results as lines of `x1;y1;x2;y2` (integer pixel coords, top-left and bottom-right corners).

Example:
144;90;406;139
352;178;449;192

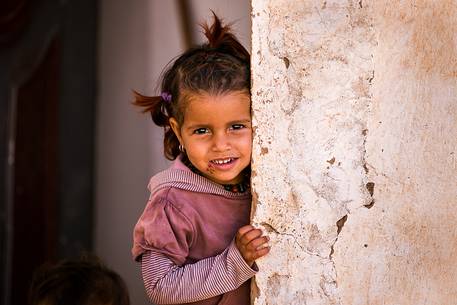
251;1;457;305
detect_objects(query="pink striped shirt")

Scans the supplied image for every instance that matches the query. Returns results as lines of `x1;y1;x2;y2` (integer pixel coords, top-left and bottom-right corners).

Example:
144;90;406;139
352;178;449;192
132;156;256;305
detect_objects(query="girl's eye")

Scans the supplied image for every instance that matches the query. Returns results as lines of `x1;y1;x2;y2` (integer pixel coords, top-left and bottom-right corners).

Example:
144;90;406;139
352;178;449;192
193;128;209;134
230;124;245;130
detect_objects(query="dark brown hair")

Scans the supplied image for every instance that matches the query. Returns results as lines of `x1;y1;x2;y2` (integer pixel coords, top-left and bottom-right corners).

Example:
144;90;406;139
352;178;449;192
28;255;130;305
133;13;250;160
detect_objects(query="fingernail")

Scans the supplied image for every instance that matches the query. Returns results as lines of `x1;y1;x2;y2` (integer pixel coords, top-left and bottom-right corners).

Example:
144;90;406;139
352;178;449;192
257;243;268;250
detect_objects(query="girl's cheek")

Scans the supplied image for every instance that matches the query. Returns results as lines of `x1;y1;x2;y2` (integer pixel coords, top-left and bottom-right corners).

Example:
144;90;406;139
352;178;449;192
207;163;215;174
246;138;253;152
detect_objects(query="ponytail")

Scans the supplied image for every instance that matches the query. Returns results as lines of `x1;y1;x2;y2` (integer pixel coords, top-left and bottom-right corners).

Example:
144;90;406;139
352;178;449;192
201;12;250;65
132;90;180;160
132;91;168;126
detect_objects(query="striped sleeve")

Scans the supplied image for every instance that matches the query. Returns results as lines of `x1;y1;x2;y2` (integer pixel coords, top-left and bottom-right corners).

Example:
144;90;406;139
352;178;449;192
141;239;257;304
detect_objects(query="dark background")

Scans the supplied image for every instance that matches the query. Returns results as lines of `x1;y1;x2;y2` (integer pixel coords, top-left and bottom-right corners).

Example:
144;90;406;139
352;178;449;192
0;1;97;304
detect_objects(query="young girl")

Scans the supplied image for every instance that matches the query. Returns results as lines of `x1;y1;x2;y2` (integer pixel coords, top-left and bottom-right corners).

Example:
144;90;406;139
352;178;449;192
131;14;270;305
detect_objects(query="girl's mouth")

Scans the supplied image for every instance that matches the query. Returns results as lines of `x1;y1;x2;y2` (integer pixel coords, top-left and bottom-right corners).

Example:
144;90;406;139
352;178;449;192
210;157;236;165
209;157;239;171
207;157;242;182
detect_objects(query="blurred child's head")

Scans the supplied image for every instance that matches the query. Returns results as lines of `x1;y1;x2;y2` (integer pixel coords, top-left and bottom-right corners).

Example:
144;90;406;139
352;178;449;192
134;13;251;185
28;255;130;305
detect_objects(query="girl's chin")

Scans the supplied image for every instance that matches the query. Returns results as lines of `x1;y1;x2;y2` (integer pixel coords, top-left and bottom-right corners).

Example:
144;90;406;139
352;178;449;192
205;173;243;185
191;160;247;185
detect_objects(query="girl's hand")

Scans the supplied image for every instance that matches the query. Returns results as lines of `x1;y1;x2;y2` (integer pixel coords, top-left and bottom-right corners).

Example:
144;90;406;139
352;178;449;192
235;225;270;267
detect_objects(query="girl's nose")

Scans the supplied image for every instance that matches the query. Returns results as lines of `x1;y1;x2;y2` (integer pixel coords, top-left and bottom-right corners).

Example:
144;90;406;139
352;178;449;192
212;132;230;152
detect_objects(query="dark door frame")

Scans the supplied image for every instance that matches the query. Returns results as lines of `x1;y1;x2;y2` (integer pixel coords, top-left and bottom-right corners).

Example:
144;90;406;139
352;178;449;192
1;1;97;304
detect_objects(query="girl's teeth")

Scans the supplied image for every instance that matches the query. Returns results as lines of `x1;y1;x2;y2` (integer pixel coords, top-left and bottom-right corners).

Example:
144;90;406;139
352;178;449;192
213;158;232;164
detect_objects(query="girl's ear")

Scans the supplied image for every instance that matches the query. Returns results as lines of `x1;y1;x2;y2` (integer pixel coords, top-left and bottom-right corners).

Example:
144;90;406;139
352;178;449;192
169;117;183;143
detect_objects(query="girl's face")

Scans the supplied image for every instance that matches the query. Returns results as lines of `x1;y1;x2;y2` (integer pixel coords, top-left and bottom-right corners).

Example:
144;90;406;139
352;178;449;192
169;91;252;185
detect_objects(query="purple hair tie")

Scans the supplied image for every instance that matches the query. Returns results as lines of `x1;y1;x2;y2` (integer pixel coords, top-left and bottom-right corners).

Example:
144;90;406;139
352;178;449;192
160;92;172;102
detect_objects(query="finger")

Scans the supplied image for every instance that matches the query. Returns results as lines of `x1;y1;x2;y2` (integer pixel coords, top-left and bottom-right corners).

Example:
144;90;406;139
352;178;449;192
237;225;254;237
246;235;269;250
241;228;263;244
254;246;270;259
244;245;270;263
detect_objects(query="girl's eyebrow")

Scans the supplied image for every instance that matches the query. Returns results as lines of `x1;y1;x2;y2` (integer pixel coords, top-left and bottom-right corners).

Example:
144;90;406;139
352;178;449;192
185;119;252;130
227;119;251;124
185;123;210;131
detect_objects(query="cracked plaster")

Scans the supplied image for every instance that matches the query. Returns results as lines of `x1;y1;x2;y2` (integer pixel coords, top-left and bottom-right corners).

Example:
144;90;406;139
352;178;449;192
250;1;457;305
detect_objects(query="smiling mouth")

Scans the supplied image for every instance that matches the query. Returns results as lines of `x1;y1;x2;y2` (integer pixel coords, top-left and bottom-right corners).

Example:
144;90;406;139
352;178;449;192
210;157;236;165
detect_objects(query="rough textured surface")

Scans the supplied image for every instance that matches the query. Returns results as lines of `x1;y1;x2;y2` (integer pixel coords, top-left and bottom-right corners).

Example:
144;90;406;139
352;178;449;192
333;1;457;305
250;1;457;304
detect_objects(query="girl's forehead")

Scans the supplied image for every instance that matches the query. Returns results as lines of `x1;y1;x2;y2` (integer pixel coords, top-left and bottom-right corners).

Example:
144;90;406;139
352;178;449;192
183;91;251;123
186;90;250;102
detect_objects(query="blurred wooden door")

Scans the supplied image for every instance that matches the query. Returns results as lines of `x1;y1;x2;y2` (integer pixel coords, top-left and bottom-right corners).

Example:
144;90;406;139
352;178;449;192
1;1;97;305
9;36;60;305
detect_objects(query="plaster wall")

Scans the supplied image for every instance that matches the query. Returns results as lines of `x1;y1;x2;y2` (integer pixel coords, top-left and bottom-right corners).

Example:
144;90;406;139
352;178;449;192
250;1;457;304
